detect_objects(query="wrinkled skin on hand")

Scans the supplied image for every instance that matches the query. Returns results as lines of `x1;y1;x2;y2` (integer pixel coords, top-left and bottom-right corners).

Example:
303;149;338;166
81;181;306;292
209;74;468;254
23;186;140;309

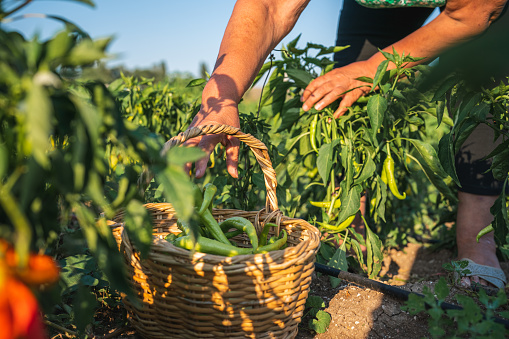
301;60;373;118
183;100;240;179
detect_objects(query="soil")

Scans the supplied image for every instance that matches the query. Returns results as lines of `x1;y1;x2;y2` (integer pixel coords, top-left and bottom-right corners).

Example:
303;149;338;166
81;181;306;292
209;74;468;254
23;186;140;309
295;243;509;339
92;243;509;339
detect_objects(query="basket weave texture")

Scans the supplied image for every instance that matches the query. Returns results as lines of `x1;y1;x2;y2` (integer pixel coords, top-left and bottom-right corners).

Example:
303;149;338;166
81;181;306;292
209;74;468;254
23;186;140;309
110;125;321;338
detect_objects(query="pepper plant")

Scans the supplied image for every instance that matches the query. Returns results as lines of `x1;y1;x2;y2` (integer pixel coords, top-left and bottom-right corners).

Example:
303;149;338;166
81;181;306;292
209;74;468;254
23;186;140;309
252;37;459;278
0;0;202;334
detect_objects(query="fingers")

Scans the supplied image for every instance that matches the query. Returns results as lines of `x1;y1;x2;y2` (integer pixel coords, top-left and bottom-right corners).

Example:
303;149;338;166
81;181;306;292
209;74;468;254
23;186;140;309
334;89;364;118
301;77;332;111
194;135;222;178
183;136;202;176
224;135;240;178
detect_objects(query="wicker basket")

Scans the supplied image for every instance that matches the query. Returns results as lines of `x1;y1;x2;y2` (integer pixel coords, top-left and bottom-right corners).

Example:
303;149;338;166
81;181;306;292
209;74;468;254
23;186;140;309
111;124;321;339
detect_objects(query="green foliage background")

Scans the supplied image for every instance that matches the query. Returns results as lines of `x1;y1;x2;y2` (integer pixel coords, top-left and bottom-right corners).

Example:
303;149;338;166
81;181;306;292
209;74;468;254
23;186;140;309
1;0;509;336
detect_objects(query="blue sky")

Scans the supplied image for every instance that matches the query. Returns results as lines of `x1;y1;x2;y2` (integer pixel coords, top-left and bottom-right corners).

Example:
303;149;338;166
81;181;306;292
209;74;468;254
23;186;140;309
4;0;344;77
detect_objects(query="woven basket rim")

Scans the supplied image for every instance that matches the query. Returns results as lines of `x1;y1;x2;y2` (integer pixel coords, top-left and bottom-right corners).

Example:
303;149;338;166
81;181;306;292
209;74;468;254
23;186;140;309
116;202;321;263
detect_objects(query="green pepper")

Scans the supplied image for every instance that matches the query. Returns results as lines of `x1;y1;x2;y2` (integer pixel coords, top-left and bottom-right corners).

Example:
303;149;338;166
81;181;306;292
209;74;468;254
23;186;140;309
476;224;494;242
192;183;203;209
310;199;341;209
176;219;192;235
310;114;319;153
165;233;178;242
255;230;288;254
199;183;217;215
224;229;244;239
218;217;258;250
259;222;278;247
318;214;356;232
198;209;231;245
173;235;253;257
384;145;406;200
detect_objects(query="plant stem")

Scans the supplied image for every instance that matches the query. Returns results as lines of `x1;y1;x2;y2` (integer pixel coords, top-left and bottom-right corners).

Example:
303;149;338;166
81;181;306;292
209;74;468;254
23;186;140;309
2;0;33;18
44;320;77;336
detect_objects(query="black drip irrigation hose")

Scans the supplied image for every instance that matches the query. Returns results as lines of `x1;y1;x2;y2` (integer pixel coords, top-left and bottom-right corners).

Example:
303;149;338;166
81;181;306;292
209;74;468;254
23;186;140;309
314;263;509;329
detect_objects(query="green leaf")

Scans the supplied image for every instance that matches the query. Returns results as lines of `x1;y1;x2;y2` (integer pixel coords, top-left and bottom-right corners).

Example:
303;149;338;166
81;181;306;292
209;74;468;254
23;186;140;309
328;238;348;288
156;166;195;221
26;82;52;168
166;146;206;167
68;0;95;7
80;274;99;286
0;143;7;179
285;68;314;88
316;45;350;57
59;254;95;292
366;223;383;279
186;78;207;87
123;200;153;258
490;147;509;182
318;242;336;262
490;182;508;246
354;151;376;186
64;37;111;66
367;94;387;137
454;92;482;127
74;285;98;333
306;296;326;310
434;277;450;301
380;50;395;63
316;141;337;185
438;133;461;187
45;30;73;63
431;75;458;101
309;310;332;334
405;138;448;178
277;108;302;132
435;99;445;127
372;60;390;90
336;184;362;225
356;76;373;84
252;60;275;86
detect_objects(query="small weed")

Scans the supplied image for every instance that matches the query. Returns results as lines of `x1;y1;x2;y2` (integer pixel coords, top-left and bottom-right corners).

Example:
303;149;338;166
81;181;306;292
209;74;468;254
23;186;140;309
402;277;509;338
304;296;332;334
442;259;471;286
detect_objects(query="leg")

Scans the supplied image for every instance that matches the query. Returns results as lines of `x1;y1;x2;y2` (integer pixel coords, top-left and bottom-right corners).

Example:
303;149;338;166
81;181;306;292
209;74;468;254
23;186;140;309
455;191;500;287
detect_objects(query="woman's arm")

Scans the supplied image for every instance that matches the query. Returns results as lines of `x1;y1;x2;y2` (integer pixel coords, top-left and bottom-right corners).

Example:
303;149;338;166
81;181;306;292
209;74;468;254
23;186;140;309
301;0;508;117
185;0;310;178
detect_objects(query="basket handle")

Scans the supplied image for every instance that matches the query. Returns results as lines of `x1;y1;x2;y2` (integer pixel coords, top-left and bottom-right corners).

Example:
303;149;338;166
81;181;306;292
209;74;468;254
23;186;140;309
163;124;279;213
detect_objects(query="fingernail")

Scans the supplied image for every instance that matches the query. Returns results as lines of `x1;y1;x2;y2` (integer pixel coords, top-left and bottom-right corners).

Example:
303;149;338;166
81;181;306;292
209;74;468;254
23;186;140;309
302;104;308;111
196;168;202;178
315;104;322;110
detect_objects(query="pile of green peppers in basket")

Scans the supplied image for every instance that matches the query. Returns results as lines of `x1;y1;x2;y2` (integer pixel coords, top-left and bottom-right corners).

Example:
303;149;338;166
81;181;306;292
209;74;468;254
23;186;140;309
165;183;288;257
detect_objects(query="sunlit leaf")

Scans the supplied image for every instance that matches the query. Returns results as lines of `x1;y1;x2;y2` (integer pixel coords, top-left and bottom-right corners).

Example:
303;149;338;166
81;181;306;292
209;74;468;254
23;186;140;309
26;82;52;168
156;166;194;221
166;146;206;167
186;78;206;87
286;68;314;88
123;200;153;258
367;94;387;137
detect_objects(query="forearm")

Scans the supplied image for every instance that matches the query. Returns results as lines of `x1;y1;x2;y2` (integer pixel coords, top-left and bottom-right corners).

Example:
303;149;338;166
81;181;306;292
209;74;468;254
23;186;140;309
365;0;508;73
200;0;309;113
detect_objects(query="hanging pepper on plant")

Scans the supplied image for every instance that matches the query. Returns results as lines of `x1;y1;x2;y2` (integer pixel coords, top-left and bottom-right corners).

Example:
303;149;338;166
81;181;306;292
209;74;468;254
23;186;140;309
310;114;319;153
382;144;406;200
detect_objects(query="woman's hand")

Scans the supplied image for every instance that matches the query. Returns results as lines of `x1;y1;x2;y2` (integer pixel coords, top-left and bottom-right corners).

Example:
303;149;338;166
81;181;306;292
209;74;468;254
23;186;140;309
301;61;373;118
182;99;241;179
